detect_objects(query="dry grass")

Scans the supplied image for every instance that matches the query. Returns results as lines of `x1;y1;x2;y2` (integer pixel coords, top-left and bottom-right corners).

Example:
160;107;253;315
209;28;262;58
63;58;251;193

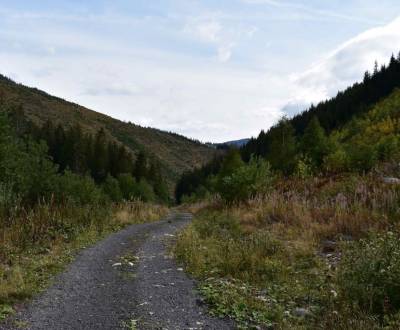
0;201;168;320
175;174;400;328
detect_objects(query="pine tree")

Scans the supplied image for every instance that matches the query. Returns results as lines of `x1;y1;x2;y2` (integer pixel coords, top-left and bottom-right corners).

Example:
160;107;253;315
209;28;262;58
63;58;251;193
267;117;297;174
134;151;148;180
300;116;328;166
218;149;244;179
91;128;109;182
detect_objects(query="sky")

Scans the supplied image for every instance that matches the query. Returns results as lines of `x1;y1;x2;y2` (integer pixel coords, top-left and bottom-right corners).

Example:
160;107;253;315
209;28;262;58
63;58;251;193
1;1;400;142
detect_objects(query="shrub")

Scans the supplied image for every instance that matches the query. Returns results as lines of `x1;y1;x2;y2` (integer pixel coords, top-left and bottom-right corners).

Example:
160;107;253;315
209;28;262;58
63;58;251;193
217;157;274;203
57;171;104;205
102;175;123;202
135;178;156;203
117;174;137;200
294;156;314;178
347;143;378;172
337;232;400;319
323;148;349;173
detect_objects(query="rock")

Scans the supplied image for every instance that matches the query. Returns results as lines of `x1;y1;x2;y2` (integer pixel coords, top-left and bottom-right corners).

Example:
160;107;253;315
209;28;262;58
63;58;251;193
382;177;400;184
293;307;312;318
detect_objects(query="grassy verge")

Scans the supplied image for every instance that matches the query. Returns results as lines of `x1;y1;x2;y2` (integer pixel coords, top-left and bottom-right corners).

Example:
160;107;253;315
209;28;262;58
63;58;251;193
175;174;400;329
0;201;168;322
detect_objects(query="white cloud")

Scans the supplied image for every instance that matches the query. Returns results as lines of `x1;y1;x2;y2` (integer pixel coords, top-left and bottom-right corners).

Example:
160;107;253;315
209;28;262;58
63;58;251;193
183;16;257;63
190;20;222;43
241;0;383;24
2;3;400;143
217;42;235;62
282;16;400;116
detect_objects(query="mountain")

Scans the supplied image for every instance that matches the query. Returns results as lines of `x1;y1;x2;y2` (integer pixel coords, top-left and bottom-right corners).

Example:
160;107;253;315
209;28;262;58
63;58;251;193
0;74;216;185
221;138;250;148
206;138;250;150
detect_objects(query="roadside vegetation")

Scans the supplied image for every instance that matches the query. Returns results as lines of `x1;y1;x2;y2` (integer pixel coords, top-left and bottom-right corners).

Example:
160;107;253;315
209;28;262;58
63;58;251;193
175;55;400;329
0;109;168;321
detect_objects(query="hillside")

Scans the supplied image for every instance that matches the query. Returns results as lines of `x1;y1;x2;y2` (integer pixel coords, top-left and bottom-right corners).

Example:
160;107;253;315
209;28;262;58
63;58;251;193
174;57;400;329
0;74;215;184
243;53;400;160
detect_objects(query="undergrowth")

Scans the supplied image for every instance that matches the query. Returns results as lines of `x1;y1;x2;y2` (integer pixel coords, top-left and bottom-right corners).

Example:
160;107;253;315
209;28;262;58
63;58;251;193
0;201;167;322
175;174;400;329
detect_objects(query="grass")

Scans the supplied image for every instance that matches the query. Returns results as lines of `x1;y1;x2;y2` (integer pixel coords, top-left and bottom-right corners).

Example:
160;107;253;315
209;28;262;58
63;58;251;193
174;174;400;329
0;201;167;322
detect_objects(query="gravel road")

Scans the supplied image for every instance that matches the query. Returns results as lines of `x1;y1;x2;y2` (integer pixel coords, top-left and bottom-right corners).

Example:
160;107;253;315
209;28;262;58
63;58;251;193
2;212;234;330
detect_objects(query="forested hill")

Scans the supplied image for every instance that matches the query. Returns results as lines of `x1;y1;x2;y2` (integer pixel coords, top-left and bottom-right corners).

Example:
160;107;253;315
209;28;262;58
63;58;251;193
243;53;400;160
176;52;400;202
0;74;215;184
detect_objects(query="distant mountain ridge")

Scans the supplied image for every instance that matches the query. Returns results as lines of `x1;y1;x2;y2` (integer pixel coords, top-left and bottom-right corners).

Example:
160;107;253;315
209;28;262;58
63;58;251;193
0;74;216;185
223;138;250;147
207;138;250;149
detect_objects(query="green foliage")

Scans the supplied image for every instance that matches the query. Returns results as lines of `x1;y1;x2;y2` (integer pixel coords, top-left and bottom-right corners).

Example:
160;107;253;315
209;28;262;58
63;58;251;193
218;149;244;178
294;155;314;178
377;135;400;161
300;116;329;167
117;174;137;200
135;179;156;203
0;112;59;204
217;157;274;203
347;142;378;172
102;175;123;202
267;118;297;174
116;174;155;202
180;185;211;204
337;232;400;319
323;148;349;173
57;171;104;205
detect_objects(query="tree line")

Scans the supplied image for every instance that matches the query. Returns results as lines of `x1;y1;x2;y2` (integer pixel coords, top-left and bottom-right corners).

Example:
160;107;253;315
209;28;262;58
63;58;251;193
176;52;400;203
243;53;400;160
4;105;169;205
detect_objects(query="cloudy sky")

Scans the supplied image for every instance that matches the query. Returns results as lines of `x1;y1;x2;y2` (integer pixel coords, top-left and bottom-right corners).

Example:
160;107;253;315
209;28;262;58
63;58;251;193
1;1;400;142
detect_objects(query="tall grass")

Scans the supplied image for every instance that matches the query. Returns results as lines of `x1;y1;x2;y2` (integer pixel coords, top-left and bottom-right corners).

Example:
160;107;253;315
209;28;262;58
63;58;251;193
0;200;167;318
175;174;400;328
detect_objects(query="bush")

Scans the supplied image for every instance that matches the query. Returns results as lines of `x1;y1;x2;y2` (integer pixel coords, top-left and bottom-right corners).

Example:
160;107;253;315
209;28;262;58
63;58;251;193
294;156;314;178
323;148;349;173
117;174;137;200
57;171;104;205
217;157;274;203
102;175;123;202
337;232;400;319
135;179;156;203
0;114;59;203
347;143;378;172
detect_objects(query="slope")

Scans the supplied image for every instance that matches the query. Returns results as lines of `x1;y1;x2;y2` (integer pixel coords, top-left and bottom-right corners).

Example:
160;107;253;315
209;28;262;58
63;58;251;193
0;75;215;183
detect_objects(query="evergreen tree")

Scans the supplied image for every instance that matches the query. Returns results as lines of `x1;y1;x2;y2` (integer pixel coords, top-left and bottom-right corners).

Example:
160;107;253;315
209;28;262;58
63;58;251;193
91;128;109;182
267;118;297;174
218;149;244;178
300;116;328;167
134;151;148;180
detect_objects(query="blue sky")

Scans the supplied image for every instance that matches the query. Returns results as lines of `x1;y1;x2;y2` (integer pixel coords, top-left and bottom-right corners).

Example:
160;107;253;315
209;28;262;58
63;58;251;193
1;1;400;142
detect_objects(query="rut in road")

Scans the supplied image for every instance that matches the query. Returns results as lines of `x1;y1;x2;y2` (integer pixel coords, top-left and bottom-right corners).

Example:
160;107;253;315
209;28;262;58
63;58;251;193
2;212;234;330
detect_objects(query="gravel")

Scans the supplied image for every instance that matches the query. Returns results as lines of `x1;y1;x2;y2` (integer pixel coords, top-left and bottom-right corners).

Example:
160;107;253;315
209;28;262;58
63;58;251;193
1;212;234;330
